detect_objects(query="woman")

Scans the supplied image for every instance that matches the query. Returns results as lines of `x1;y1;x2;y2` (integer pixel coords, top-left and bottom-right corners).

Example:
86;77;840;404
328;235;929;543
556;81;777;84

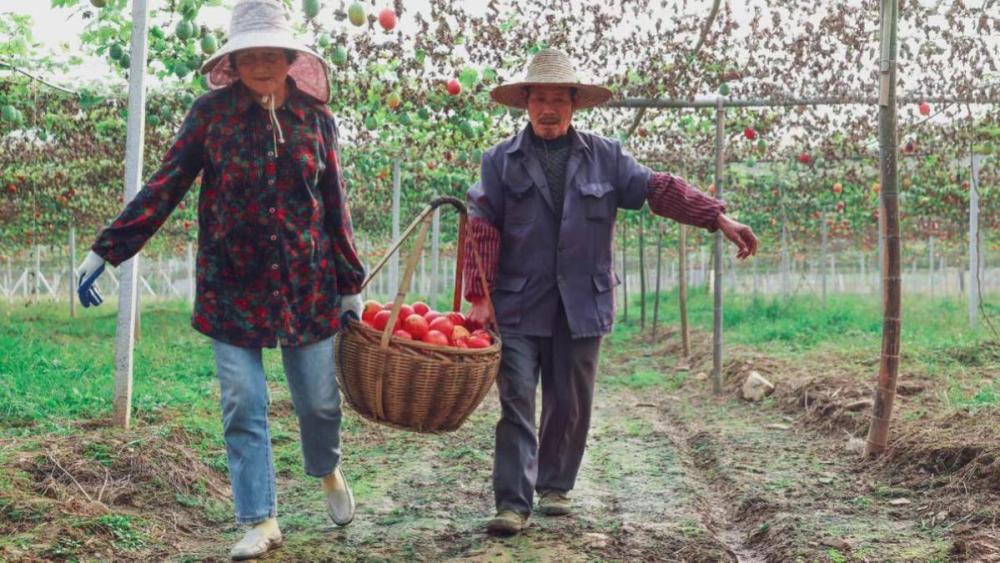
75;0;363;559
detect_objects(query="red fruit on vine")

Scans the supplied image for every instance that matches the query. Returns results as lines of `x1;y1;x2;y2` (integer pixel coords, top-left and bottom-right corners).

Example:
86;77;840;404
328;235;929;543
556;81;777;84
918;102;931;116
183;221;192;230
446;79;461;96
5;183;15;194
832;182;843;194
798;152;811;164
904;141;915;153
743;127;757;140
378;8;397;31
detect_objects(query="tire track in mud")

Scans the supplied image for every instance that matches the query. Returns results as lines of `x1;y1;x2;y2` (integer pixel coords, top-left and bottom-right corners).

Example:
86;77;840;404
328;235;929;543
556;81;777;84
592;390;768;563
616;387;956;562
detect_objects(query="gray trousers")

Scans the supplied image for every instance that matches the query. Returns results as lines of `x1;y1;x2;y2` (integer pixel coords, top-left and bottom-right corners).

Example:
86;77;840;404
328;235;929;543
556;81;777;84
493;302;602;515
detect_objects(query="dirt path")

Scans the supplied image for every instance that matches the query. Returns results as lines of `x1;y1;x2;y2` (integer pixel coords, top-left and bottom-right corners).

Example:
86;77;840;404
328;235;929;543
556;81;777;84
172;353;958;562
4;339;974;562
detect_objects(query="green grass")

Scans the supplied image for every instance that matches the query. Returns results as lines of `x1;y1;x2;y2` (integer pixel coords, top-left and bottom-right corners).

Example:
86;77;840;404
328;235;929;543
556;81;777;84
0;301;284;435
618;288;999;368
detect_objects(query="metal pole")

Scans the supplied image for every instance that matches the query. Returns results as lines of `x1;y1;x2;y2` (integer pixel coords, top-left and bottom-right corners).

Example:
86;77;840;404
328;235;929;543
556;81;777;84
712;97;724;395
607;94;1000;110
69;225;76;317
390;159;401;295
866;0;901;458
969;153;982;329
112;0;150;430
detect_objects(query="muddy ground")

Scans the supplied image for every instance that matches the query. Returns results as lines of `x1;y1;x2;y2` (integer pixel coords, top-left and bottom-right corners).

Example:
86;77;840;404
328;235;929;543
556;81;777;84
2;331;998;562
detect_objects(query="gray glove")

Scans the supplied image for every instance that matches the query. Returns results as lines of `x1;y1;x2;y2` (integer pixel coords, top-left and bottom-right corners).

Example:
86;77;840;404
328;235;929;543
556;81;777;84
340;293;363;324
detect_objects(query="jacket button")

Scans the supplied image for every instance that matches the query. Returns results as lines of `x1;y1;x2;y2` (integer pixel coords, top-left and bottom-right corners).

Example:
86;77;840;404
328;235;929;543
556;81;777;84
270;235;277;241
272;290;279;297
271;264;279;270
269;207;276;214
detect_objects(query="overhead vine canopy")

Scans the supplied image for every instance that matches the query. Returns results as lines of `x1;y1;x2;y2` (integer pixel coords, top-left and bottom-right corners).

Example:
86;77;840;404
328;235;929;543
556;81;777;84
0;0;997;256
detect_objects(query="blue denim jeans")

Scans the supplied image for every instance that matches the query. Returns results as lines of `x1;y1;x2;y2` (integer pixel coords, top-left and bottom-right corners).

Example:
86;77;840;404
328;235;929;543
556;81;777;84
212;336;342;524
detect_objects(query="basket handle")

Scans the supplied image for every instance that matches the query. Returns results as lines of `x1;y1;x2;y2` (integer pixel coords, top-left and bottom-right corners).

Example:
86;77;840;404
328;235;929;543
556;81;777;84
361;198;498;350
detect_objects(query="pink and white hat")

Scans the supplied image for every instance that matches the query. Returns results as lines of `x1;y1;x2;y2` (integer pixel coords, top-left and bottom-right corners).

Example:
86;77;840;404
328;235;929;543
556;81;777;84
200;0;330;103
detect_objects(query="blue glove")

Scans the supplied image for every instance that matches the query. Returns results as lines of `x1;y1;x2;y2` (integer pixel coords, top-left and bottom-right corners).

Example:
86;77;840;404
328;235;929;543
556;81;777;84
77;251;106;308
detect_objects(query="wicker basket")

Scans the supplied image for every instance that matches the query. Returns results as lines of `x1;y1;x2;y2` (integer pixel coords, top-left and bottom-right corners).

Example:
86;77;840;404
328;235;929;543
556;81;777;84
335;197;501;433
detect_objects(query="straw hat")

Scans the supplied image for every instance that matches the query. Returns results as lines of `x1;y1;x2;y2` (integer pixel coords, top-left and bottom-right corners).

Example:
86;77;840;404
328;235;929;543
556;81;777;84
490;48;612;110
200;0;330;103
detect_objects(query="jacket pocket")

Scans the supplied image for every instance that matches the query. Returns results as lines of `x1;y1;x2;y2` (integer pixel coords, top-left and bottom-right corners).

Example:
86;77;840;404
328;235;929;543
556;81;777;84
580;181;615;220
504;181;537;225
592;271;617;293
492;274;529;326
592;270;618;330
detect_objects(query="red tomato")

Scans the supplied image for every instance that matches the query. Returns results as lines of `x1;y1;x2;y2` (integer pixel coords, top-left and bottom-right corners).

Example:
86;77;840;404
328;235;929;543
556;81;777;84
445;311;466;328
399;304;414;320
466;336;490;349
428;317;454;337
453;338;469;349
451;325;470;343
470;329;493;344
422;330;449;346
412;301;430;316
424;311;443;324
402;314;429;339
362;300;382;323
372;310;392;331
393;329;412;340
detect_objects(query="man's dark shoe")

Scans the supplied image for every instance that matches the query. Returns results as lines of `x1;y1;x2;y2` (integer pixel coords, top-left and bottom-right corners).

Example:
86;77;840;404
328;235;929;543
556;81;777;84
537;490;571;516
486;510;527;535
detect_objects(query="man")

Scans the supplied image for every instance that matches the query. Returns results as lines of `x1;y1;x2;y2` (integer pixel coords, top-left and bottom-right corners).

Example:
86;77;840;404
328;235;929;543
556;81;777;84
462;48;758;535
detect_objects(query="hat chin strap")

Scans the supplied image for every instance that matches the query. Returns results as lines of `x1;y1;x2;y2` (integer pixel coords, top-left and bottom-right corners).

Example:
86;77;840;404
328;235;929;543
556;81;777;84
261;93;285;154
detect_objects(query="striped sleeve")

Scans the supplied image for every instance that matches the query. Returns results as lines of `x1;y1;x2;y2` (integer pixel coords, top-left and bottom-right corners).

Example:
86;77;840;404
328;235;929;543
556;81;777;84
462;217;501;301
646;172;726;232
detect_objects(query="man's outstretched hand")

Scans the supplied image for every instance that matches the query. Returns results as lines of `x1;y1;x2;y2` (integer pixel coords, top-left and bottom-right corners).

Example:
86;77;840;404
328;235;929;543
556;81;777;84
716;214;758;260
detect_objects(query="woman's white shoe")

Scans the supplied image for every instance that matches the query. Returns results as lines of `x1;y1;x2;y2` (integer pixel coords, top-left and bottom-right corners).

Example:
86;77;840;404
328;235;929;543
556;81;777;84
230;522;283;560
323;465;355;526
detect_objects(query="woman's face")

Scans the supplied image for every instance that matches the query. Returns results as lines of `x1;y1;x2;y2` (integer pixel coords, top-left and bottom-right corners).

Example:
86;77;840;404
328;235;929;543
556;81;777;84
233;48;291;99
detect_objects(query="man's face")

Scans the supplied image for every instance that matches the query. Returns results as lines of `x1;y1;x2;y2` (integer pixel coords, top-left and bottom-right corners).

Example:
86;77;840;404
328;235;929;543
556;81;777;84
234;48;291;98
526;86;575;139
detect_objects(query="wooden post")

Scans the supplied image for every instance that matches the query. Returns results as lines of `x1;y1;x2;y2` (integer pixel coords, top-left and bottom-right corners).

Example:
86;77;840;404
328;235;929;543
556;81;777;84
621;221;628;322
679;225;690;360
431;205;440;306
69;226;77;317
969;153;983;328
4;255;11;302
652;222;663;340
866;0;901;458
186;242;195;304
113;0;151;429
33;245;41;301
390;159;401;294
860;250;866;292
821;216;828;305
928;235;935;298
711;97;725;394
638;215;646;330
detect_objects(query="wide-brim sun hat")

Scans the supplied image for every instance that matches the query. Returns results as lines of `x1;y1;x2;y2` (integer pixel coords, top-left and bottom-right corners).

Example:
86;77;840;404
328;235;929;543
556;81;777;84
200;0;330;104
490;48;612;110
